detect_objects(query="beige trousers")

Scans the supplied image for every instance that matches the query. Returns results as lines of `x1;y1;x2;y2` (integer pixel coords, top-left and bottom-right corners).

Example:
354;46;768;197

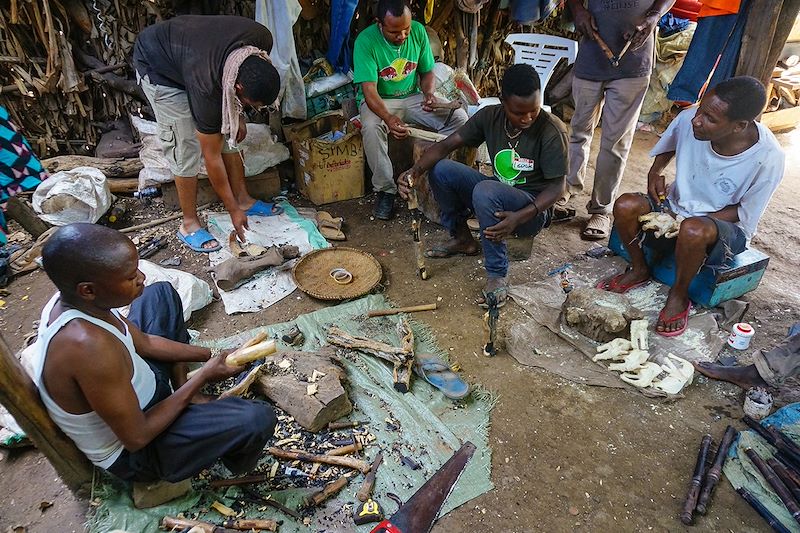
567;76;649;215
753;332;800;387
360;93;468;194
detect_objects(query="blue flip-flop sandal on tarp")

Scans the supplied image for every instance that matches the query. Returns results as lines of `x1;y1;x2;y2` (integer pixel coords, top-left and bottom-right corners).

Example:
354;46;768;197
414;353;470;400
175;228;221;253
245;200;284;217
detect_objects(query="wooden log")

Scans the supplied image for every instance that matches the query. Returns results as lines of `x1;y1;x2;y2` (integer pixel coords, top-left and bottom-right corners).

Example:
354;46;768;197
736;0;800;88
225;339;277;366
368;303;437;318
0;333;93;492
160;516;217;533
267;447;371;473
221;519;280;532
304;474;351;508
5;196;50;239
42;155;143;178
255;350;353;432
326;327;408;365
209;474;269;488
394;320;415;394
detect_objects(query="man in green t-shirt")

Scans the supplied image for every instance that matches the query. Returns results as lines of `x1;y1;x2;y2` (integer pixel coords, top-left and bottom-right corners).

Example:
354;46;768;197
398;64;568;306
353;0;467;220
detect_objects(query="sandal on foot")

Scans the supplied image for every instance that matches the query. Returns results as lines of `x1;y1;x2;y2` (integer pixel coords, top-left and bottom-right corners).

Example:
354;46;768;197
552;207;576;223
595;272;650;293
414;353;470;400
477;286;508;309
581;214;611;241
424;245;480;258
467;218;480;231
176;228;221;253
656;303;692;338
245;200;284;217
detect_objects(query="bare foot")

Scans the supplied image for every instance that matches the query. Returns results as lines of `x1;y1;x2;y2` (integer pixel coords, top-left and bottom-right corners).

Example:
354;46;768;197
425;237;480;258
693;362;767;390
179;221;219;250
656;292;691;334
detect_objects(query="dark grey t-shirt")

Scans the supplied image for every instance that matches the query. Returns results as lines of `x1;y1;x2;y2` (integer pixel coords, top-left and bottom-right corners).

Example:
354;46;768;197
133;15;273;134
457;106;568;195
573;0;654;81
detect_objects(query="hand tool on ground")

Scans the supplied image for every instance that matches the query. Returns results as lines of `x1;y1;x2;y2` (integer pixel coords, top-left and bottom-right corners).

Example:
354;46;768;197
483;292;499;357
680;434;712;525
281;325;305;346
405;173;429;281
736;487;793;533
354;499;385;525
221;518;281;532
326;441;363;456
240;487;302;520
368;303;437;318
137;236;167;260
328;419;366;431
267;446;372;473
370;441;476;533
696;425;736;514
302;473;353;509
357;452;384;502
160;516;236;533
745;448;800;525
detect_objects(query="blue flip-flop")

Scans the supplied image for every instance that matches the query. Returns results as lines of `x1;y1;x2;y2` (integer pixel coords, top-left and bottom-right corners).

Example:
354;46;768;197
245;200;284;217
414;353;470;400
175;228;221;253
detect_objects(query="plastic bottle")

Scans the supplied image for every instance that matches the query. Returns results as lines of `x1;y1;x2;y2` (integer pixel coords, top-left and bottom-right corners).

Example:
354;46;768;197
134;186;162;199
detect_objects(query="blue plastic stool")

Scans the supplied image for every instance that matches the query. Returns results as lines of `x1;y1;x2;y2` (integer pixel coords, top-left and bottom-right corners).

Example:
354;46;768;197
607;226;769;308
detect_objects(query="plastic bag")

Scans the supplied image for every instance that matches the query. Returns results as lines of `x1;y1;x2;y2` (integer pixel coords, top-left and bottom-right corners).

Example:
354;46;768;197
32;166;113;225
239;123;291;177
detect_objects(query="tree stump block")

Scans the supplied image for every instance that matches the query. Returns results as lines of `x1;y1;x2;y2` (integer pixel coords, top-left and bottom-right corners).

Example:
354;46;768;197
254;348;352;432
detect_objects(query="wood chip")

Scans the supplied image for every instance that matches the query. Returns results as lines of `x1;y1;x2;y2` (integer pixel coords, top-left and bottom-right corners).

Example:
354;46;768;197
270;461;279;479
310;369;326;382
211;501;236;517
307;383;319;395
278;359;293;369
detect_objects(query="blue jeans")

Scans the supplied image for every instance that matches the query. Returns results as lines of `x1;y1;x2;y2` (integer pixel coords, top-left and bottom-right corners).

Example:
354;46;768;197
428;159;552;278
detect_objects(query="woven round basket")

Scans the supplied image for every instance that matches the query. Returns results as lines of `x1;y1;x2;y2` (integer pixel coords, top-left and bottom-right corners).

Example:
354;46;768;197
292;247;382;300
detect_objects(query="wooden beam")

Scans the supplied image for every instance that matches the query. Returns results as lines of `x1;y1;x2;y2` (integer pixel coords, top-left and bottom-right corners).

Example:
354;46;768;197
736;0;800;87
5;197;50;239
0;333;93;493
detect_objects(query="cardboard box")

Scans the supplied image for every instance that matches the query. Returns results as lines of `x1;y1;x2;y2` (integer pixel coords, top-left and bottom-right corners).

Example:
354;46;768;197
286;111;365;205
161;168;280;211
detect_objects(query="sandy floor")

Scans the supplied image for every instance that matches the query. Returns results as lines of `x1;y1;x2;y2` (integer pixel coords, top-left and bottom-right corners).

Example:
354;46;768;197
1;124;799;532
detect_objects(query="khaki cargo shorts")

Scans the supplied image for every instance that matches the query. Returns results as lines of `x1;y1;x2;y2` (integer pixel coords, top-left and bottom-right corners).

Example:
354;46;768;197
137;72;237;177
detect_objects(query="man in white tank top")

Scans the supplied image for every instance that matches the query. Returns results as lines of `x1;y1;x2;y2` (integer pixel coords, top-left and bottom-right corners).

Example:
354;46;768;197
36;223;276;482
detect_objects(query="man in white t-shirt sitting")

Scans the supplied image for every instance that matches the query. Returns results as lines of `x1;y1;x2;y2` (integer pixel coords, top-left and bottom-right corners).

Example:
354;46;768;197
598;76;785;337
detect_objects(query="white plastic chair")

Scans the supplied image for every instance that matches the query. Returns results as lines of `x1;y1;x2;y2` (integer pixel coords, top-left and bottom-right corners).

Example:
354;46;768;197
471;33;579;114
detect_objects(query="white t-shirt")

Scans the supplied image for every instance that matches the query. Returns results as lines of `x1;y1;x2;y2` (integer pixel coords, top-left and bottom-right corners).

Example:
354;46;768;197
650;107;785;242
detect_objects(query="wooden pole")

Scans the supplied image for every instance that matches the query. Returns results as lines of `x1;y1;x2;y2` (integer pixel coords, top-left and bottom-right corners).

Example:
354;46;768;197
367;303;438;317
0;333;93;492
736;0;800;88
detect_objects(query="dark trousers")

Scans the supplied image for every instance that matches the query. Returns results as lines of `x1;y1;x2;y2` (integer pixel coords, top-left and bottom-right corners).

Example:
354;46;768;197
107;282;277;482
429;159;551;278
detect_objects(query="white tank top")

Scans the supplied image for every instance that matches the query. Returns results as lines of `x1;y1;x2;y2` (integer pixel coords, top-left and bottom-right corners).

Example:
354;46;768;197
31;293;157;469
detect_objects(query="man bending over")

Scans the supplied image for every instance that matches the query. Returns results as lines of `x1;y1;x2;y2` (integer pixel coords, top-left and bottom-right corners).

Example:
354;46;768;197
599;76;784;337
33;223;276;481
398;64;568;306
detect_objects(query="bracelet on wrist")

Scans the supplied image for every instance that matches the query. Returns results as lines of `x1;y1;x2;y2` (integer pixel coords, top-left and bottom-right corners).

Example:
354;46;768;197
209;347;222;359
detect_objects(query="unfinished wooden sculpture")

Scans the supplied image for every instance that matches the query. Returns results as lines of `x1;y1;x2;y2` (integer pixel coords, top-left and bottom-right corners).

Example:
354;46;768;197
208;245;300;291
562;287;644;343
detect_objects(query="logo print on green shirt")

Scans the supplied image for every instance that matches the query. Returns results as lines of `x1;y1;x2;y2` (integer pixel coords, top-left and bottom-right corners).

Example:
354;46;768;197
493;148;526;186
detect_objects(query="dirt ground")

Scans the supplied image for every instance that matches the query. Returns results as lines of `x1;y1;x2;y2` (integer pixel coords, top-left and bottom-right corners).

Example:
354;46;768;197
1;124;799;532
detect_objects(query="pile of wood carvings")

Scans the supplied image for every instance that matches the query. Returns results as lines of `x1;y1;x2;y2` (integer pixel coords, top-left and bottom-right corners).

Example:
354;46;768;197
765;56;800;133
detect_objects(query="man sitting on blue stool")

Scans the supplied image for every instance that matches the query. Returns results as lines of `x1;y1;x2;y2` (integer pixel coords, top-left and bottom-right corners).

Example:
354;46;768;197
597;76;784;337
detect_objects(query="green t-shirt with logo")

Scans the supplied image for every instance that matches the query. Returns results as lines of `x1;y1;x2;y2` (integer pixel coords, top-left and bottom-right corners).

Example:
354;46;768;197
457;105;569;195
353;21;434;101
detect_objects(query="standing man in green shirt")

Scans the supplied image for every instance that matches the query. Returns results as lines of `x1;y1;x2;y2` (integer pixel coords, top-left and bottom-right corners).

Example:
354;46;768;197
398;64;568;306
353;0;468;220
